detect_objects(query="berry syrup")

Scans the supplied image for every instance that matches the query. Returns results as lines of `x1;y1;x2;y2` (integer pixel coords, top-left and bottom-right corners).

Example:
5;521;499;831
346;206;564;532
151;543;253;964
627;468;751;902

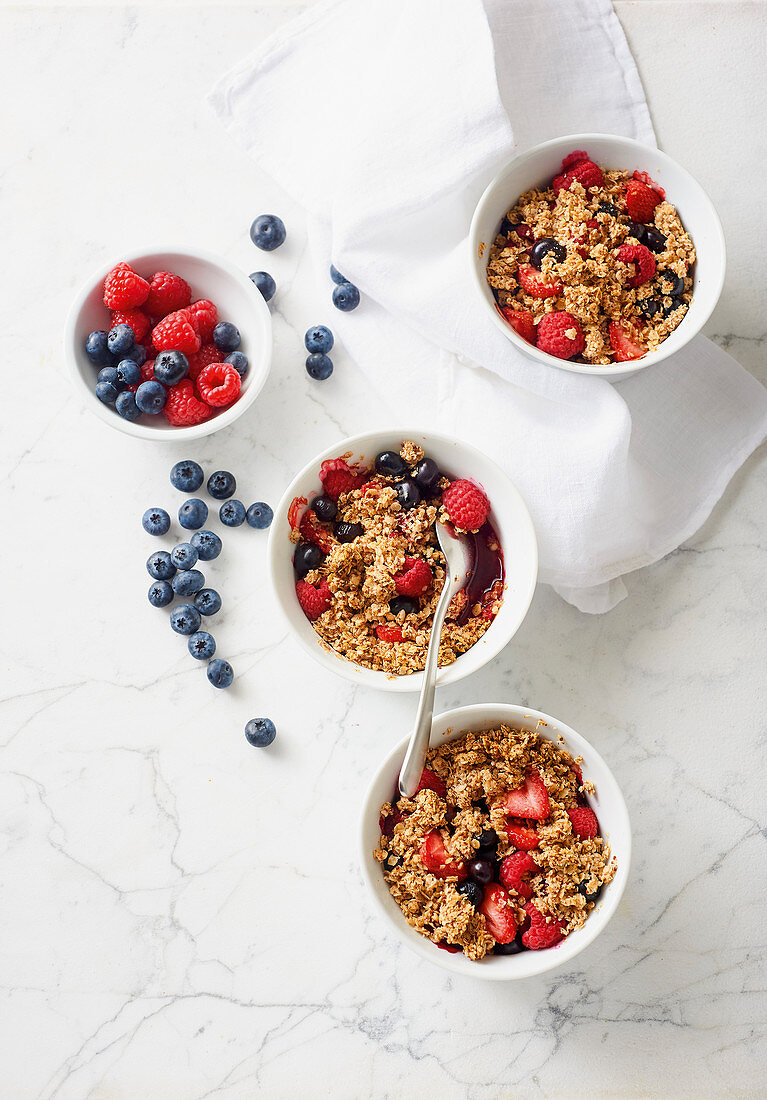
457;519;505;626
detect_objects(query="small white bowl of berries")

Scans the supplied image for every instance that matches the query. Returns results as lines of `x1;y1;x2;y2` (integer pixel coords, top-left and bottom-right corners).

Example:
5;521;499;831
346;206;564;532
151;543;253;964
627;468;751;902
65;247;273;440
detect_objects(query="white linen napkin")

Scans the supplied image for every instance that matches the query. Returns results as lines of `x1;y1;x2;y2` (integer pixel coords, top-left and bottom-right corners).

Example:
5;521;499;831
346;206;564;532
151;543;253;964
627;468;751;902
210;0;767;612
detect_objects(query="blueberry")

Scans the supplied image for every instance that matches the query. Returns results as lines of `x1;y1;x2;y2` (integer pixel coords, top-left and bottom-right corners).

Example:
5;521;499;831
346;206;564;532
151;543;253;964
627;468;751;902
170;460;204;493
170;603;201;635
662;296;685;319
499;215;515;236
148;580;174;608
247;502;273;529
219;499;246;527
389;595;418;616
334;521;363;543
577;880;603;904
170;543;198;570
312;495;337;522
638;297;661;319
597;201;620;216
658;269;685;297
194;588;221;616
412;457;441;494
476;828;498;852
207;470;236;499
332;281;360;311
85;330;110;366
212;323;241;353
135;380;167;415
305;325;334;355
107;323;135;358
190;529;222;561
188;631;216;661
626;222;647;244
249;270;276;301
95;380;118;404
294;542;324;577
97;366;120;387
456;880;483;908
123;343;147;367
142;507;170;536
207;658;234;689
172;569;205;596
250;214;286;252
329;264;347;285
115;359;140;387
154;350;189;386
225;351;248;378
644;226;667;253
494;938;526;955
306;353;333;381
146;551;176;580
529;238;566;269
468;859;493;885
245;718;276;747
395;479;421;511
178;498;208;531
374;450;408;479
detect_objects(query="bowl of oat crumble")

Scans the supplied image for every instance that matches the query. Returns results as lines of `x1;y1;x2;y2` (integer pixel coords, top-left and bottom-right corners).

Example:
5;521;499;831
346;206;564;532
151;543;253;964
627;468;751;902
470;133;725;381
268;431;538;691
361;703;631;978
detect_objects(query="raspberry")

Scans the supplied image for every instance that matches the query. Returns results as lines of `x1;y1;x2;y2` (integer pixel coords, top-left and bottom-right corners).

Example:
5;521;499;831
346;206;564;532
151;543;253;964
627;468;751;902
520;902;567;950
632;169;665;200
394;556;432;597
296;578;333;620
299;510;334;553
319;458;366;500
609;320;646;362
625;179;661;223
415;767;446;798
517;263;562;299
163;379;213;427
152;310;200;356
441;479;490;533
499;850;541;900
111;308;150;342
553;160;604;194
506;820;539;851
187;298;218;342
500;307;536;344
536;311;585;359
187;342;224;382
376;623;404;643
561;149;590;171
103;262;149;310
196;362;241;408
567;806;599;839
616;243;656;288
144;271;191;318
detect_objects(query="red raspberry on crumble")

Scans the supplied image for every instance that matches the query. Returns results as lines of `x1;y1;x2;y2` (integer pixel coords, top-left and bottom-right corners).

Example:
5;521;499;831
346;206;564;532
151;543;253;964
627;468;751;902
145;271;191;318
152;309;201;356
499;850;541;900
187;298;218;342
295;578;333;620
521;902;567;950
560;149;590;171
616;242;656;288
536;311;586;359
394;557;432;597
568;806;599;839
517;263;563;299
625;179;661;223
319;458;366;500
103;263;149;310
196;362;241;407
164;379;213;426
553;159;604;193
419;831;466;881
500;307;536;344
441;479;490;533
110;308;150;342
609;320;646;362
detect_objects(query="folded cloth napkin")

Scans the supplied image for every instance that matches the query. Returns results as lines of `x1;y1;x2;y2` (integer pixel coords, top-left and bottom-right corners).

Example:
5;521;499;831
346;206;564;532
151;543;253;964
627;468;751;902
210;0;767;612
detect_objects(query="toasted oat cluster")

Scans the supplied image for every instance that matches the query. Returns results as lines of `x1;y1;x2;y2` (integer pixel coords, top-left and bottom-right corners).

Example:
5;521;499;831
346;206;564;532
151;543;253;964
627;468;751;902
486;149;696;365
374;724;616;960
288;442;504;676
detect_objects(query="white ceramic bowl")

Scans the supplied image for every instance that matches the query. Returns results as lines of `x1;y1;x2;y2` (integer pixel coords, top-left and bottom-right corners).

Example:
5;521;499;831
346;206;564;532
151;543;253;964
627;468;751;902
65;247;273;440
360;702;631;980
268;429;538;692
469;133;726;382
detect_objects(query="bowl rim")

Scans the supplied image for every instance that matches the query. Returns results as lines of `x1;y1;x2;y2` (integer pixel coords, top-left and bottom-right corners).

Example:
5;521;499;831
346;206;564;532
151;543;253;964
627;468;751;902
64;244;273;441
469;131;727;379
359;701;632;980
267;427;539;692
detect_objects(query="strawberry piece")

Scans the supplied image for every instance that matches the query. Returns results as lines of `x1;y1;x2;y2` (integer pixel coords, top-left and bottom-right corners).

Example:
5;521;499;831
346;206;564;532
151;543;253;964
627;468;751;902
376;623;404;643
499;850;541;900
394;556;432;597
441;479;490;533
625;179;661;223
568;806;599;839
319;458;367;500
500;306;536;344
517;263;562;299
496;769;550;821
616;243;656;288
536;311;585;359
632;169;665;200
299;509;334;553
295;578;333;621
287;495;308;531
415;767;447;799
521;902;567;950
103;262;149;310
479;883;518;944
419;830;466;881
609;320;646;362
506;820;539;851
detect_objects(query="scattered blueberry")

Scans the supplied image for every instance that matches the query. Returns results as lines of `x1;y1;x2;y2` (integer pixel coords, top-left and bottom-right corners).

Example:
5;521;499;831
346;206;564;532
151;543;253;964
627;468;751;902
95;380;118;404
194;588;222;616
294;542;324;577
494;938;526;955
97;366;120;387
305;325;334;355
250;214;286;252
662;296;685;319
412;457;441;494
529;238;566;269
638;298;661;319
456;880;484;908
334;521;363;543
170;460;204;493
644;226;667;253
395;479;421;511
178;498;208;531
657;269;685;297
207;658;234;689
249;271;276;301
124;343;147;367
577;880;603;904
85;330;110;366
142;507;170;536
332;281;360;312
312;495;337;522
154;350;189;386
212;322;241;353
190;529;222;561
597;201;620;217
389;595;419;616
170;603;202;635
306;353;333;381
219;499;247;527
329;264;347;285
107;323;135;358
476;828;498;852
207;470;236;499
467;859;494;885
246;502;273;529
245;718;276;747
146;551;176;580
626;222;647;244
135;380;167;415
172;569;205;596
148;580;174;608
374;450;408;479
188;631;216;661
170;543;198;570
115;359;140;387
225;351;248;377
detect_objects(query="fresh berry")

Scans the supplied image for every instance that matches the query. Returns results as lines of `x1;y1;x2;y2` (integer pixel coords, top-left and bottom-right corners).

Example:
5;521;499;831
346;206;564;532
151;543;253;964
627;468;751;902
164;379;212;426
529;238;566;269
135;379;167;415
412;457;441;493
294;542;325;578
396;479;421;511
95;380;118;404
319;458;365;500
329;264;347;284
245;718;277;747
170;460;204;493
505;821;539;851
609;320;646;362
196;362;241;408
374;450;409;479
499;850;541;900
142;507;170;536
553;159;604;193
249;271;276;301
597;201;620;217
419;830;466;880
632;169;665;198
296;578;333;620
305;325;334;354
306;353;334;380
154;350;190;386
312;495;337;522
496;769;550;820
616;243;656;289
379;807;403;838
517;263;562;299
145;271;191;318
479;883;518;944
577;879;603;904
441;479;490;533
170;542;198;570
188;631;216;661
152;310;200;357
457;880;484;908
177;498;208;531
107;323;135;358
219;499;247;527
148;580;174;608
625;221;647;245
568;805;599;838
536;311;586;359
494;938;526;956
103;263;149;310
561;149;590;171
500;307;536;343
376;623;404;643
115;359;140;387
124;343;148;367
194;588;221;616
520;902;567;950
169;604;201;635
212;322;240;353
111;308;150;342
476;828;498;854
334;521;363;543
187;343;224;382
415;767;447;798
186;300;218;342
207;470;236;500
468;858;494;885
625;178;661;223
190;529;222;561
643;226;667;253
207;658;234;689
250;214;286;251
657;269;685;297
300;509;334;551
662;296;685;319
394;557;432;597
225;351;248;378
147;551;176;580
85;330;110;366
332;281;360;311
246;502;273;529
389;595;419;616
172;569;205;597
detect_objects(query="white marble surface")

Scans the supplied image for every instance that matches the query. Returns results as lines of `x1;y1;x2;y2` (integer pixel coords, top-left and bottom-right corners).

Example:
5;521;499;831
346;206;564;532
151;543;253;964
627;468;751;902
2;3;766;1098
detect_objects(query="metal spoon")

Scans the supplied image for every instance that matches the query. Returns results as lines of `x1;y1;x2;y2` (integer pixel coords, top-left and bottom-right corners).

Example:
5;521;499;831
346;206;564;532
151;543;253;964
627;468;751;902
398;522;473;797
